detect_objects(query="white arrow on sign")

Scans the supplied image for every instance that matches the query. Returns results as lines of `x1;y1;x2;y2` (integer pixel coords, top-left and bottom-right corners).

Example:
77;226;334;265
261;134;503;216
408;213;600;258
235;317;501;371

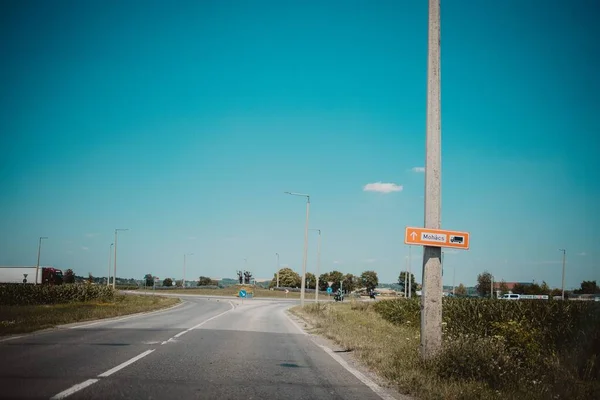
410;232;417;240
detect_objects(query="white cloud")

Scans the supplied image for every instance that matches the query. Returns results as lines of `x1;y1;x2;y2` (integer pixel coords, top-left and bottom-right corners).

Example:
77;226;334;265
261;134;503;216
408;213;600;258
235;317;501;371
411;167;425;173
577;252;587;256
81;246;89;251
363;182;403;193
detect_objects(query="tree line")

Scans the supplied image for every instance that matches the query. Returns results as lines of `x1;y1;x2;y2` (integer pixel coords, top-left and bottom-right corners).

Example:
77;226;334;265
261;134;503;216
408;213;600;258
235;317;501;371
269;268;379;292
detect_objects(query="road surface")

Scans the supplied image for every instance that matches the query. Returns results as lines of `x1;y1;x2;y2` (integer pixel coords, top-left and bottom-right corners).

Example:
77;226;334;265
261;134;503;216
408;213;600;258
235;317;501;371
0;296;397;399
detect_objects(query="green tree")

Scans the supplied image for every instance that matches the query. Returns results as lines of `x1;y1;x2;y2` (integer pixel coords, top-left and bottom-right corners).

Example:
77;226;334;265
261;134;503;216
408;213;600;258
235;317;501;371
455;283;467;296
319;271;344;291
64;269;75;284
476;271;492;297
144;274;154;287
342;274;359;293
175;279;183;287
574;280;600;294
539;281;551;295
87;273;94;284
198;276;213;286
269;268;301;288
361;270;379;291
163;278;173;287
398;272;417;297
305;272;316;289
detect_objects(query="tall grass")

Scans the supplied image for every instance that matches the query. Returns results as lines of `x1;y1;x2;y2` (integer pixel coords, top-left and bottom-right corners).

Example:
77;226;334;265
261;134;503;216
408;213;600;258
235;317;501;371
0;283;115;305
374;298;600;398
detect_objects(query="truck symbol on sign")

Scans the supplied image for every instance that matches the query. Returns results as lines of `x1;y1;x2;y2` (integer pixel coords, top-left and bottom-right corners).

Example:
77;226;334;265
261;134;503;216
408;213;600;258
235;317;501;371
450;235;464;244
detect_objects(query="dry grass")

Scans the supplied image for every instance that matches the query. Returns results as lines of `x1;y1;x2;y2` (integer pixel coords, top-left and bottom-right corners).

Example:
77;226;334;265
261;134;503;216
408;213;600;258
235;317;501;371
0;294;180;336
147;286;305;298
291;301;502;400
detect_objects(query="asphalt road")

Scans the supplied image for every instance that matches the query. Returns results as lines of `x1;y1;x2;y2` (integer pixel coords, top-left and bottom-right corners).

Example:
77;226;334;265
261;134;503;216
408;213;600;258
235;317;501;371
0;296;398;400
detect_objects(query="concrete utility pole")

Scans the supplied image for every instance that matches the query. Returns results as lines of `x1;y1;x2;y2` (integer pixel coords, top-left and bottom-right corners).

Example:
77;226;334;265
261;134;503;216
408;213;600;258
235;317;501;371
285;192;310;307
405;256;409;298
491;273;494;299
113;229;128;289
559;249;566;300
310;229;322;302
421;0;442;360
107;243;114;286
35;237;48;284
408;246;412;298
276;253;280;288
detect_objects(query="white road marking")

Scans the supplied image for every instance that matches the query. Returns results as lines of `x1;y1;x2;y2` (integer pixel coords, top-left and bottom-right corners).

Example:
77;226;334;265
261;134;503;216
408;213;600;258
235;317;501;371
161;301;235;345
0;335;24;343
49;379;99;400
97;349;155;377
318;345;397;400
284;311;308;335
284;309;397;400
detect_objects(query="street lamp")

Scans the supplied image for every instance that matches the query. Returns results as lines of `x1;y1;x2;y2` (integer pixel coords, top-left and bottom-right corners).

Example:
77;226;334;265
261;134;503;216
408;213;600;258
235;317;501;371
107;243;114;286
559;249;566;300
183;253;194;288
275;253;280;288
113;229;129;289
309;229;321;302
35;237;48;284
285;191;310;307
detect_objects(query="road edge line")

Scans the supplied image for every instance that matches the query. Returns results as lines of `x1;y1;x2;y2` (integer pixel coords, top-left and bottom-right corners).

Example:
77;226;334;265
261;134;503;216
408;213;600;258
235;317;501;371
284;308;398;400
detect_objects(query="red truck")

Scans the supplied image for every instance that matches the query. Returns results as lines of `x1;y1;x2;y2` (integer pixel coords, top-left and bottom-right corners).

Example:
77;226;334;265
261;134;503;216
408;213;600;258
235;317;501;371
0;266;64;285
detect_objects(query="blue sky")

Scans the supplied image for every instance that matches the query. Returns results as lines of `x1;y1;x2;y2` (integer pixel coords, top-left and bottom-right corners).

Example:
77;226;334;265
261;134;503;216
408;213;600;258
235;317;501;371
1;0;598;288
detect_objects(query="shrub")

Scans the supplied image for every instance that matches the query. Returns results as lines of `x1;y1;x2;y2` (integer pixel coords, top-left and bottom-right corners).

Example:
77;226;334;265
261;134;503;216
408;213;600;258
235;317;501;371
373;297;420;326
0;283;115;305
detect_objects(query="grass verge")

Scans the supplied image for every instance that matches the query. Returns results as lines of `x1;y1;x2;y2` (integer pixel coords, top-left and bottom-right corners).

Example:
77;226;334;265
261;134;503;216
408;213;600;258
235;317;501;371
0;294;180;336
291;301;507;400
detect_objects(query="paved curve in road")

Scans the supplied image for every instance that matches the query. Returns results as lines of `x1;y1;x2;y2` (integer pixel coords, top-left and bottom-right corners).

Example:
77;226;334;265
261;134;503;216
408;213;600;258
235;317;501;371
0;296;398;400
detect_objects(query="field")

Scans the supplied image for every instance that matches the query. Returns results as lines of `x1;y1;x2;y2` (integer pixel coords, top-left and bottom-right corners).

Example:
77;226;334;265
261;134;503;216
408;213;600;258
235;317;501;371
0;283;180;336
292;298;600;400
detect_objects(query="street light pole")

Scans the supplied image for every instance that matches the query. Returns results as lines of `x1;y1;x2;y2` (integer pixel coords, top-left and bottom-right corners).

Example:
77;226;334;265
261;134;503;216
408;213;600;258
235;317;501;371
184;253;194;289
35;236;48;284
421;0;442;360
107;243;114;286
275;253;280;288
559;249;566;300
310;229;321;302
285;192;310;307
113;229;128;289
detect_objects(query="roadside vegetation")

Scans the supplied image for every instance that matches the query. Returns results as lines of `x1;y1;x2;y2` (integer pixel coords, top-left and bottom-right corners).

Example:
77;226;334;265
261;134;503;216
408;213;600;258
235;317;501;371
0;283;180;335
292;298;600;400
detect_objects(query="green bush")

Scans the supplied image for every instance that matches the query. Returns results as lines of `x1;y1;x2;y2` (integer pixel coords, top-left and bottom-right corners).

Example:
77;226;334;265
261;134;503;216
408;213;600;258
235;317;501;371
374;298;600;396
0;283;115;305
373;298;420;326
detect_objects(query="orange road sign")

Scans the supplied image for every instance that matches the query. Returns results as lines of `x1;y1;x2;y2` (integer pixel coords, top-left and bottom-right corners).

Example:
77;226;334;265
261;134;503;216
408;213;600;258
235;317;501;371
404;227;470;250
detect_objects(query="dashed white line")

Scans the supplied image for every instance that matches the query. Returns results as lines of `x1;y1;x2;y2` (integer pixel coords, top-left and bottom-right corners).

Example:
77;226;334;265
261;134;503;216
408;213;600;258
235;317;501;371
161;301;235;345
97;349;155;377
49;379;99;400
48;350;155;399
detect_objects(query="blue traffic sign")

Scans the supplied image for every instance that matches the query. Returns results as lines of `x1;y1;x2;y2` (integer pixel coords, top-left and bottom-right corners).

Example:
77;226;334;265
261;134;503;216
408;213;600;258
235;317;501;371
326;287;333;294
239;289;247;298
